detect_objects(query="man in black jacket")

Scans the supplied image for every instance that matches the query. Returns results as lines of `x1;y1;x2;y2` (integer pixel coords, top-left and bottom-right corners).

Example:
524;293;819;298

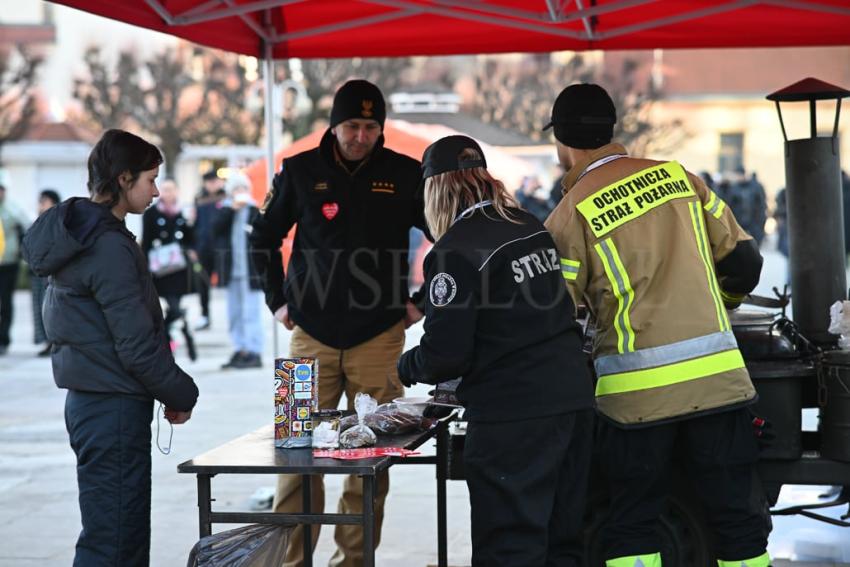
250;79;429;567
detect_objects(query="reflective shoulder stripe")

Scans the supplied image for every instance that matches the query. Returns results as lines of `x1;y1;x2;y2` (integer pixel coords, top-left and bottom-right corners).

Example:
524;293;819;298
605;553;662;567
594;330;739;376
595;348;745;396
593;238;635;353
560;258;580;281
688;200;730;332
718;552;771;567
703;190;726;219
576;161;695;238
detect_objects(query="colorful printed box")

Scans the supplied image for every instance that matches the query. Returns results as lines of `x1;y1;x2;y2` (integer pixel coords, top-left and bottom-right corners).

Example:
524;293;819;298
275;357;319;448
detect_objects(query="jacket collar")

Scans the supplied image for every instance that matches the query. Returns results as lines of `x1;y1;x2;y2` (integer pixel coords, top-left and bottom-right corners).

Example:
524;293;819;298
562;143;629;195
319;128;386;176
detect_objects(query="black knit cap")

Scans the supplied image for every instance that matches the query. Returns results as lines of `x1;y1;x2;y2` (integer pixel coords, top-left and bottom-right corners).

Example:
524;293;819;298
543;83;617;149
421;135;487;179
329;79;386;128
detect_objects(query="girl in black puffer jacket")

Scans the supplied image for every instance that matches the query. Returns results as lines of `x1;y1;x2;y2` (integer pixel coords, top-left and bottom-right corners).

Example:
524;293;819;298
22;129;198;567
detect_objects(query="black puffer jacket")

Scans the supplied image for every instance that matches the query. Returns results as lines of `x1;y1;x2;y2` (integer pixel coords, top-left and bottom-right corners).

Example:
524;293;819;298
22;198;198;411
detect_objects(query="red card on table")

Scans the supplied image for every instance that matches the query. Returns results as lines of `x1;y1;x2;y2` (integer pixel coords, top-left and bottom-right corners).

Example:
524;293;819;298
313;448;421;460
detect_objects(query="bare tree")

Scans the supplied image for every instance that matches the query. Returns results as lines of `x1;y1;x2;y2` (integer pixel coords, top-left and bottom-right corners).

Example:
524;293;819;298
0;45;43;165
294;57;413;136
469;54;686;154
72;46;140;133
73;45;263;176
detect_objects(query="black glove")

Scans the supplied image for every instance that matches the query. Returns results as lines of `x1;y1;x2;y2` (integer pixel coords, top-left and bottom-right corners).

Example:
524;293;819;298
750;410;775;449
399;373;417;388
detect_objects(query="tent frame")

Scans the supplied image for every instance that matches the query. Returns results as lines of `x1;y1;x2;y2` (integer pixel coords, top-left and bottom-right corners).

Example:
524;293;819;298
141;0;850;45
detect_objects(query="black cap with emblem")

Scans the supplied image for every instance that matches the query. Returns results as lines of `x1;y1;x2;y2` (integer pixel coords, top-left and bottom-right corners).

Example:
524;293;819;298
330;79;386;128
543;83;617;149
421;135;487;180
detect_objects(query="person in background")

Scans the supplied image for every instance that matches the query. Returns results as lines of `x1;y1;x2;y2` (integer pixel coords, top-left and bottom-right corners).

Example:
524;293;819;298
21;129;198;566
514;174;552;222
141;179;197;350
398;136;594;566
192;170;226;331
724;167;767;247
30;189;61;356
0;183;29;356
214;172;264;369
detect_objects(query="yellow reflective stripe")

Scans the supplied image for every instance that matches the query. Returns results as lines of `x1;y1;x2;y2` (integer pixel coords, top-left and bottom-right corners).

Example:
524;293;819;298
0;218;5;259
608;241;636;352
720;288;746;304
560;258;580;281
596;349;745;396
577;161;695;238
606;553;662;567
594;238;635;353
688;201;730;332
718;552;771;567
703;190;727;219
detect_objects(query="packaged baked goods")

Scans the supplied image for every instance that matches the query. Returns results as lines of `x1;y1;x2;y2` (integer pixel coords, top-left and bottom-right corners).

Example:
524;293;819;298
339;392;377;449
339;402;438;435
274;358;318;448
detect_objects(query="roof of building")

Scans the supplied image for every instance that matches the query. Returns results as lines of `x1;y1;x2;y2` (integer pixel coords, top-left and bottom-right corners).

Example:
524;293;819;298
21;122;97;144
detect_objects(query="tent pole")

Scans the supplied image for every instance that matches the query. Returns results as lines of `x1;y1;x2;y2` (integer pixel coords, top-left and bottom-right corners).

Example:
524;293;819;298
263;40;279;358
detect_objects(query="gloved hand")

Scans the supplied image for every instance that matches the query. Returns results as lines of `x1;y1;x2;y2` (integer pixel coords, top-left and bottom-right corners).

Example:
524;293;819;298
399;372;417;388
750;410;775;449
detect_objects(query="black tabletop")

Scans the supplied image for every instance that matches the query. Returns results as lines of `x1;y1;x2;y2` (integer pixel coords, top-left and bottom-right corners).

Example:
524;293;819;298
177;423;440;476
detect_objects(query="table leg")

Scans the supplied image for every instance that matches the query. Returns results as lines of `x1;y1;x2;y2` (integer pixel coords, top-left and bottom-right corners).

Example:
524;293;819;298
197;474;212;538
437;423;448;567
303;474;313;567
363;475;375;567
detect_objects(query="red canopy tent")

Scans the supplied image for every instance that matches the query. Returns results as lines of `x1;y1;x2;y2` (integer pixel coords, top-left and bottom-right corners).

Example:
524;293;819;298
49;1;850;57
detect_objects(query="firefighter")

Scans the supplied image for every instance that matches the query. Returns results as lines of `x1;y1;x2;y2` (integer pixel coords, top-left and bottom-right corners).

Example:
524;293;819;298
398;135;595;566
543;84;772;567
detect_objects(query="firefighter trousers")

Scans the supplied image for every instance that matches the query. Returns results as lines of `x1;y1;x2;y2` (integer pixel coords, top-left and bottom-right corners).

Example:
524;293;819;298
598;407;771;562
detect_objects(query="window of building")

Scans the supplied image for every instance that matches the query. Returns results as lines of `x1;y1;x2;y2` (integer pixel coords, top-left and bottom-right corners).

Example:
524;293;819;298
718;132;744;174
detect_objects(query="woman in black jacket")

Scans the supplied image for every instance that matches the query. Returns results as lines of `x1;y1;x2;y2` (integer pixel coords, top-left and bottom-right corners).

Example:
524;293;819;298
22;129;199;567
141;178;196;347
398;136;594;567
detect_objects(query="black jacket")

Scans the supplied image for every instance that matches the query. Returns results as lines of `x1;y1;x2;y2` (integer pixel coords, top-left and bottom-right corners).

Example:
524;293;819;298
213;204;263;289
21;198;198;411
398;206;594;422
251;129;428;349
141;205;196;297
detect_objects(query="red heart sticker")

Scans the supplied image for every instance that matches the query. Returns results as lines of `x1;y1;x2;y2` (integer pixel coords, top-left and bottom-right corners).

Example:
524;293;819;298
321;202;339;220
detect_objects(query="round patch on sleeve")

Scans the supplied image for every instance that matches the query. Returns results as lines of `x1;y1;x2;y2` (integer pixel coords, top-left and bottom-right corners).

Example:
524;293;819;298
429;273;457;307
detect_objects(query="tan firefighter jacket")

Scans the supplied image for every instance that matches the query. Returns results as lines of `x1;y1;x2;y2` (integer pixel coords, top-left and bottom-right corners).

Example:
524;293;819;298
545;144;759;426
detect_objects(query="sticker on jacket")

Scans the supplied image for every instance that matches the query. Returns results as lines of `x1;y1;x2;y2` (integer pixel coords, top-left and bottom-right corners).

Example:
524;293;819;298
576;161;694;238
430;273;457;306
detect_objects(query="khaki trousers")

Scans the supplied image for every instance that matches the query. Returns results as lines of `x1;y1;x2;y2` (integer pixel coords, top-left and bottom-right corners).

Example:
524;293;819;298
273;320;405;567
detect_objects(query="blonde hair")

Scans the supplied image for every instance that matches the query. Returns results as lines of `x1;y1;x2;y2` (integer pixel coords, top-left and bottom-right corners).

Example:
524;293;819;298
423;148;520;240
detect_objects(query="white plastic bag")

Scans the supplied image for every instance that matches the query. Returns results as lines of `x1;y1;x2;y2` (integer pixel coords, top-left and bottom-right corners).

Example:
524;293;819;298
828;300;850;349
